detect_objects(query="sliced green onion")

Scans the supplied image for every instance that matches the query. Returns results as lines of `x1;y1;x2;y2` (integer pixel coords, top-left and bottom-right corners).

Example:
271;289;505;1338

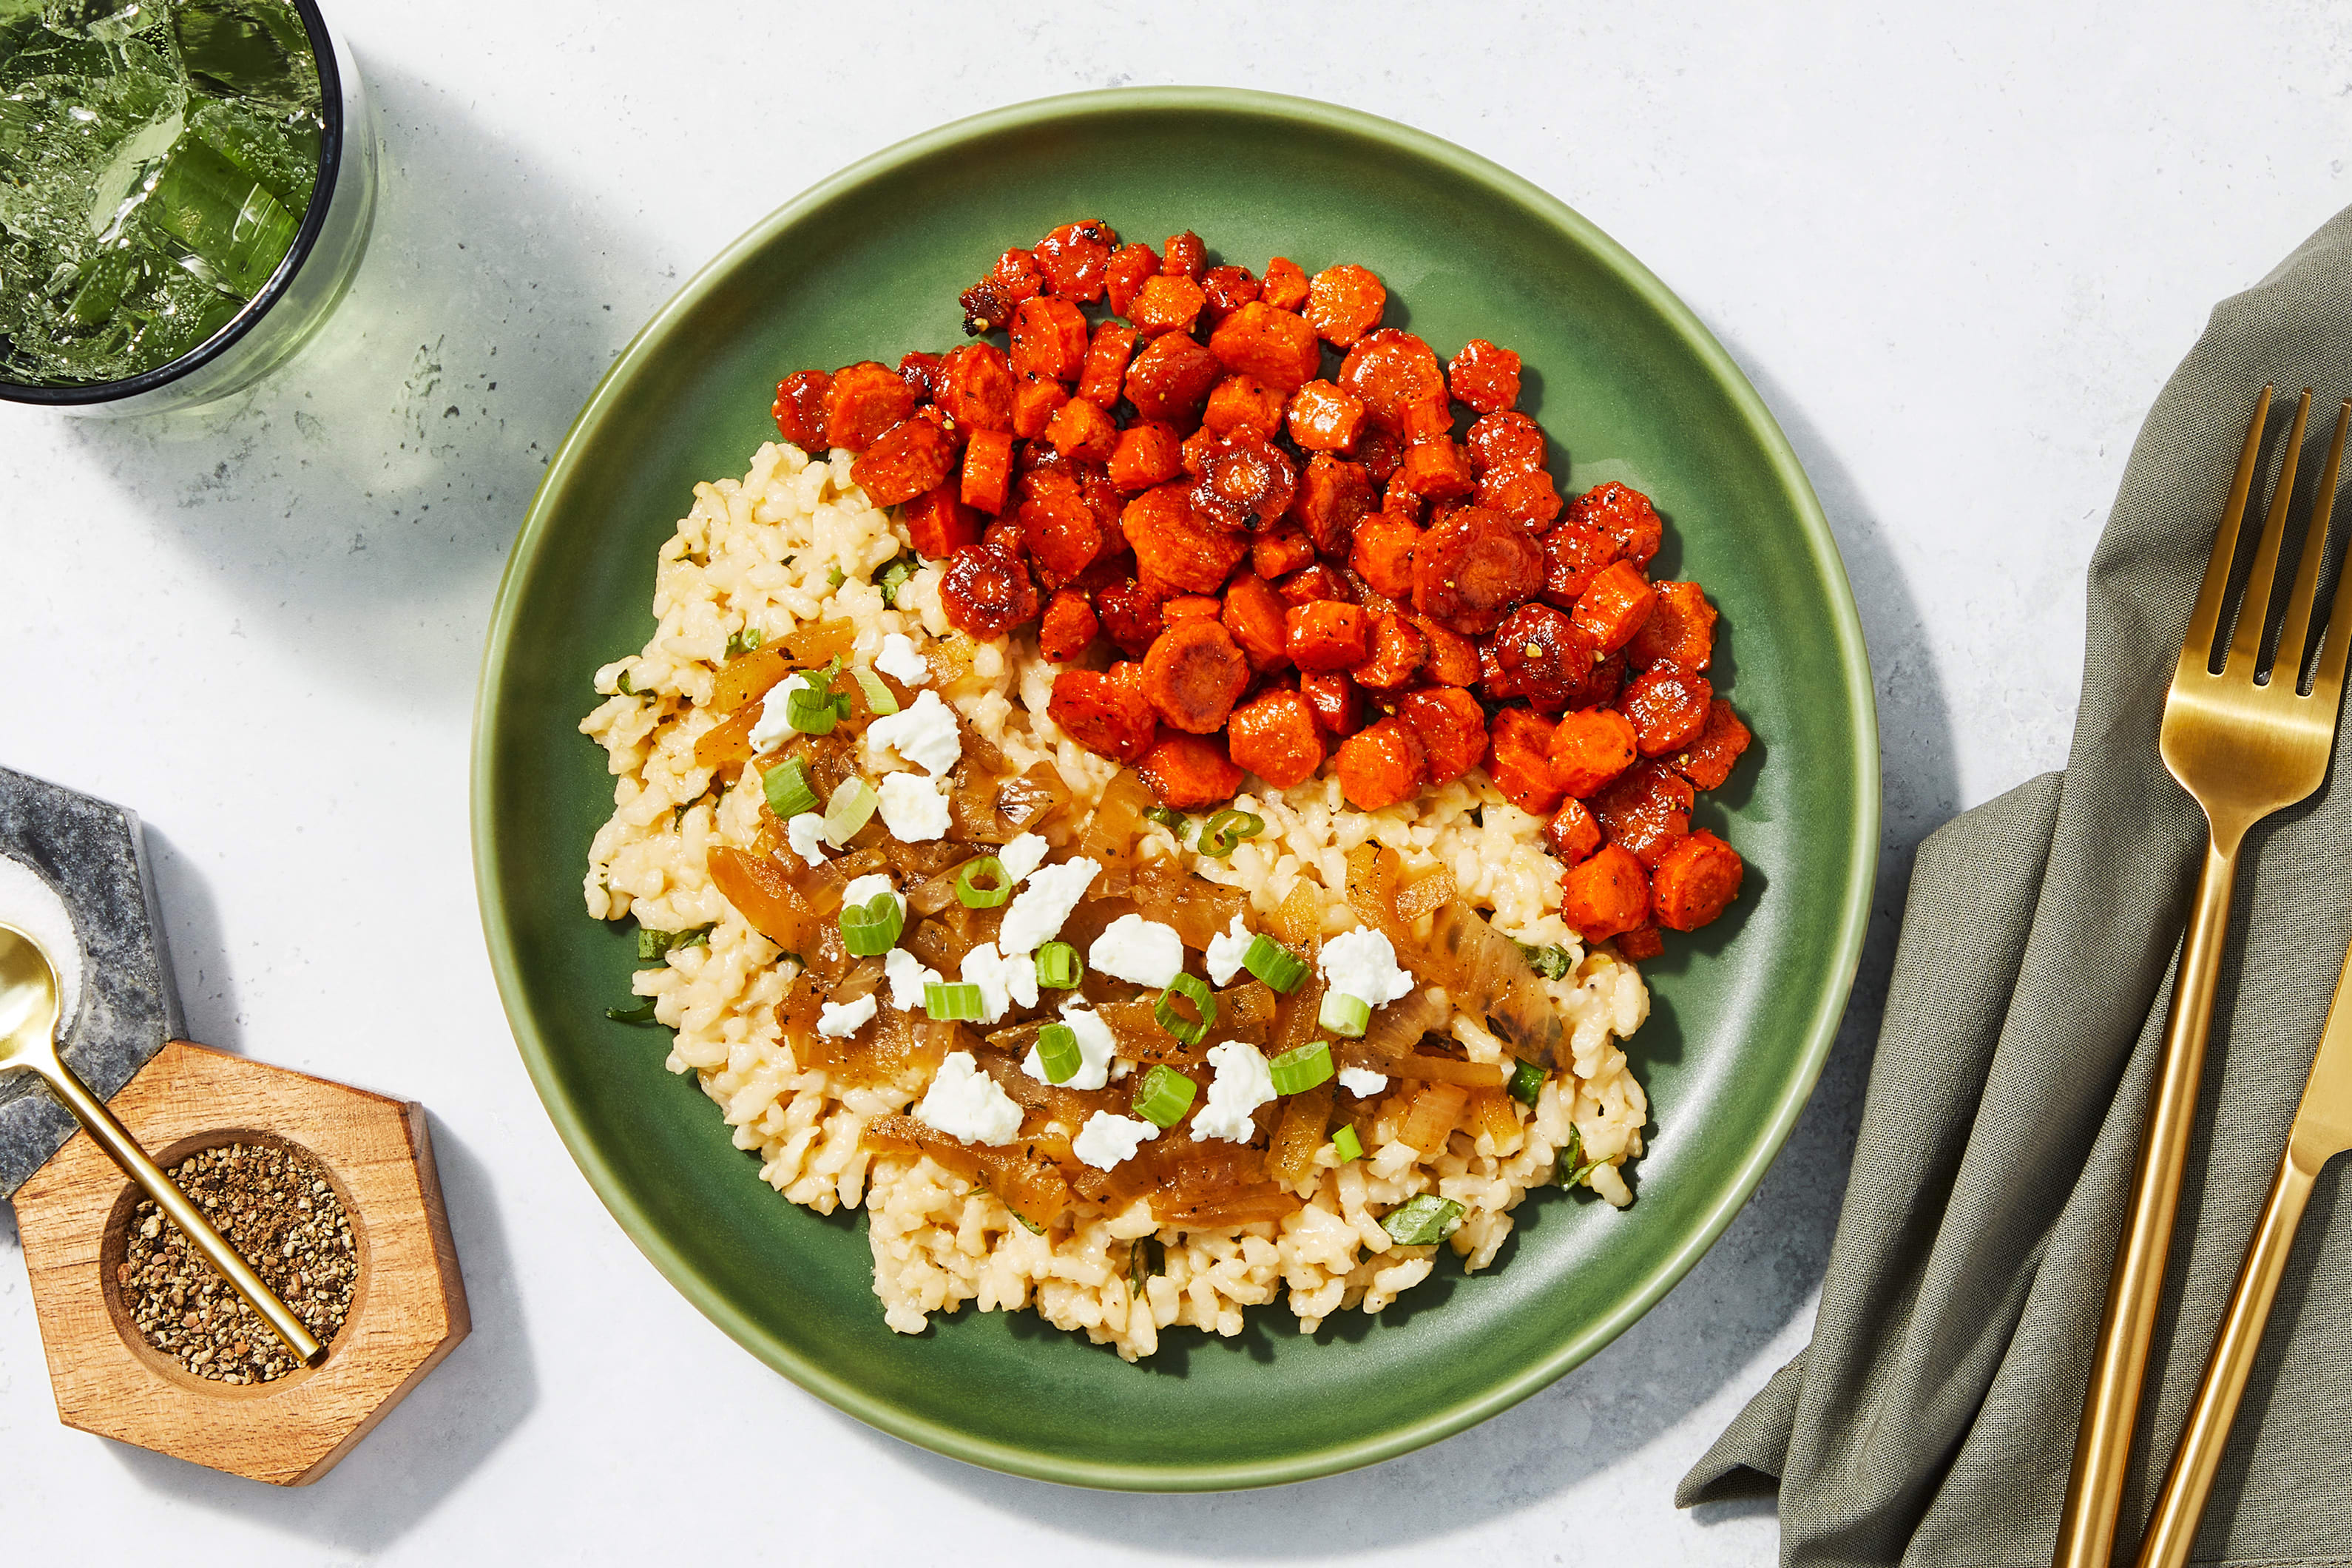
1155;973;1217;1047
1132;1064;1197;1128
839;891;905;957
605;998;660;1025
1035;1022;1083;1085
785;679;844;735
822;777;879;844
1241;933;1308;993
1144;805;1188;834
1197;808;1265;858
761;757;819;820
1331;1123;1364;1163
1268;1040;1334;1096
723;626;764;658
923;981;986;1021
1035;942;1083;990
879;552;919;607
826;565;847;588
956;856;1013;908
1319;992;1372;1038
1508;1058;1546;1106
635;925;713;962
1382;1193;1465;1246
851;664;901;716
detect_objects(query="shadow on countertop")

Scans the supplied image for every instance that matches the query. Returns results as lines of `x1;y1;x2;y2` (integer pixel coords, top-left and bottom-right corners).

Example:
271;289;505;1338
60;56;678;714
855;336;1962;1550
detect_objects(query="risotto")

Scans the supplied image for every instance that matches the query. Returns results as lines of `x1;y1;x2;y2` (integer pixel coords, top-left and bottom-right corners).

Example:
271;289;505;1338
581;441;1652;1359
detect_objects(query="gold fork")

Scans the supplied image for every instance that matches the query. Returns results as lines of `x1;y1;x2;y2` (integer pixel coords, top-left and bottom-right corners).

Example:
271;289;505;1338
2053;387;2352;1568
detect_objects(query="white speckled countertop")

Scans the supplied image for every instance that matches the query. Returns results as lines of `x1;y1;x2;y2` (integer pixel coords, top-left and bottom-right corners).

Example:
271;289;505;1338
5;2;2349;1560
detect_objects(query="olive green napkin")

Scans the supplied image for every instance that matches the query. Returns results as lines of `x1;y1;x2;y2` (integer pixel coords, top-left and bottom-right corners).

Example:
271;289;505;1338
1677;208;2352;1566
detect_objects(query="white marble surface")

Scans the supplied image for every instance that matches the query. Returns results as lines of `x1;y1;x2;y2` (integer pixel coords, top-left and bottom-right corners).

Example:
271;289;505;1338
4;1;2349;1560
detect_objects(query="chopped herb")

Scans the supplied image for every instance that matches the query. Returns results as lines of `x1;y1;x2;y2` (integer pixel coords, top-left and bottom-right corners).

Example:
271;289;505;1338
1197;808;1264;858
878;552;919;606
1508;1058;1547;1106
825;566;846;589
1558;1125;1604;1190
723;626;765;659
1127;1234;1164;1297
605;998;660;1025
615;669;636;695
1144;805;1188;836
1382;1193;1465;1246
672;801;693;828
636;924;713;961
1517;941;1573;981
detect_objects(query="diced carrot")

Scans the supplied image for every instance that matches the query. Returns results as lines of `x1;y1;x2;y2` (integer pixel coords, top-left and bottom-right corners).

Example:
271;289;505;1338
1200;264;1261;325
1300;670;1363;737
1202;374;1288;441
1131;273;1208;335
1675;698;1751;790
851;417;957;507
1484;705;1562;814
1541;521;1621;607
939;542;1041;640
1012;372;1069;440
1306;263;1385;348
896;350;942;401
1250;528;1317;580
1163;593;1223;622
1107;421;1183;492
982;516;1022;556
1226;688;1326;789
771;369;830;448
1143;619;1251;733
1138;731;1244;809
1627;581;1716;671
1277;562;1352;607
959;428;1014;516
1033;219;1118;301
1290;454;1376;559
1390;439;1475;504
1592;761;1694;868
1351;612;1427;690
1561;842;1651;942
1221;572;1291;671
1396;686;1487;783
1615;925;1665;961
1010;296;1089;380
1105;242;1160;317
1349;515;1421;598
1413;615;1481;686
1124;333;1222;425
1545;797;1603;865
1038;588;1098;663
1397;398;1453;443
1076;322;1140;406
958;246;1045;334
1339;331;1446;430
1571;559;1657;654
1621;662;1712;757
1334;717;1426;811
1094;579;1164;659
1285;379;1365;453
1285;601;1373;671
935;343;1013;432
1044;396;1118;463
903;484;981;559
1466;410;1546;474
1479;467;1564;528
1567;481;1663;569
1207;302;1321;392
1650;831;1743;931
1261;256;1310;311
822;361;917;453
1547;707;1638;798
1049;668;1156;763
1447;338;1521;414
1163;230;1206;280
1121;484;1248;595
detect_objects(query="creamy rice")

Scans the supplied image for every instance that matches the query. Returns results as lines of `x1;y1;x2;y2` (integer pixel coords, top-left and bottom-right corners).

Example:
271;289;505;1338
580;440;1650;1359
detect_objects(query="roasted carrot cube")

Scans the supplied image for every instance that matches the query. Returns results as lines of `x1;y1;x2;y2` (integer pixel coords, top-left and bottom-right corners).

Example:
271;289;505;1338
1621;662;1713;758
1033;218;1118;301
1478;467;1564;527
903;484;981;559
1484;706;1562;815
1045;396;1118;463
1447;338;1522;414
1397;398;1453;443
1593;760;1694;867
1020;479;1109;581
1121;484;1248;595
1413;615;1480;686
1132;273;1208;336
1161;594;1223;623
1012;372;1069;440
1050;667;1157;763
959;428;1014;515
1222;572;1291;671
1567;481;1663;570
1261;256;1310;311
1300;670;1362;736
1674;698;1751;790
1561;843;1651;941
1291;454;1376;559
1251;528;1316;580
958;246;1047;334
1277;562;1352;607
1615;925;1665;961
1124;333;1222;425
1207;302;1320;392
1547;707;1638;798
1306;263;1385;348
1396;686;1489;784
1203;375;1287;441
1077;322;1140;406
1285;600;1372;672
1105;242;1160;317
1108;421;1185;493
1200;264;1261;325
1544;797;1604;865
1571;558;1658;654
1466;410;1547;475
936;342;1014;431
1286;379;1366;453
1351;612;1427;691
1390;439;1475;504
822;361;917;453
1163;230;1206;280
1138;731;1244;809
1627;580;1716;672
1339;331;1447;430
1226;687;1325;789
851;416;957;507
1349;515;1421;599
1650;830;1743;931
1095;578;1164;658
1010;296;1089;381
771;368;831;449
1038;587;1098;663
1334;717;1425;810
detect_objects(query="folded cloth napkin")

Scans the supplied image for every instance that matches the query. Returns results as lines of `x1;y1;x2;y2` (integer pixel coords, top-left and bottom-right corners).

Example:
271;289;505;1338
1677;209;2352;1565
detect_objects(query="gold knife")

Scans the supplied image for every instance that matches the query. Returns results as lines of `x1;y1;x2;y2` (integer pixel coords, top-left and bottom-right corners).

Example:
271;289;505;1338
2132;927;2352;1566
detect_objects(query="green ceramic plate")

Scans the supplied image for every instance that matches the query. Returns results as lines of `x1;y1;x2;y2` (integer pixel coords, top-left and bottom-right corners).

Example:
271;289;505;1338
473;87;1877;1490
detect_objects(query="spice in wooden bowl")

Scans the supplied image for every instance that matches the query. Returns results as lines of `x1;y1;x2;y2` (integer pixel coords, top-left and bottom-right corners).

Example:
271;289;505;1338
115;1140;358;1385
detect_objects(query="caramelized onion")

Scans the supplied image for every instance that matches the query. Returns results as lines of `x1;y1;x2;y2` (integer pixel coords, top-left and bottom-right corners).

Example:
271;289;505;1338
1076;770;1155;892
1425;903;1566;1066
707;845;816;950
1131;862;1248;950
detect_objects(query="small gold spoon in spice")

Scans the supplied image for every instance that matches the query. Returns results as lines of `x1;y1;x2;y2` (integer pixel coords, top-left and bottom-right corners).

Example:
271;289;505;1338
0;922;323;1366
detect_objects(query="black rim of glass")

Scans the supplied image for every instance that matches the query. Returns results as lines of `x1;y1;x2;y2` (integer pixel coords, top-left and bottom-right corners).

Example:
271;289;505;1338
0;0;345;405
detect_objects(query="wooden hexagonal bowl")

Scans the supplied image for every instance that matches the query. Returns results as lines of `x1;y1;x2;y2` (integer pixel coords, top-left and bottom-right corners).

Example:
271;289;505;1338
13;1041;468;1484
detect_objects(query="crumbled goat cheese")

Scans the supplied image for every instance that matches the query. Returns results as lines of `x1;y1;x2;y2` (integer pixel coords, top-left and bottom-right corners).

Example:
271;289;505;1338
748;672;821;754
840;872;902;920
1336;1066;1390;1098
998;856;1101;956
1024;1003;1117;1090
997;831;1050;885
876;772;950;841
874;632;930;685
884;947;942;1011
1088;913;1184;988
1193;1041;1277;1143
816;993;878;1039
1318;927;1416;1008
1203;913;1254;987
1072;1111;1160;1171
959;941;1038;1024
785;812;830;868
865;688;961;776
914;1050;1022;1146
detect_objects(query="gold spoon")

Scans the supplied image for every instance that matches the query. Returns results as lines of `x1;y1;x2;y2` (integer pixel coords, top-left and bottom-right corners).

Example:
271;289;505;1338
0;921;323;1365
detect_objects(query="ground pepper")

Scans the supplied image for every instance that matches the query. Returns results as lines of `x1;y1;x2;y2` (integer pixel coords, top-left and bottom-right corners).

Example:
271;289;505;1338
115;1140;358;1385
